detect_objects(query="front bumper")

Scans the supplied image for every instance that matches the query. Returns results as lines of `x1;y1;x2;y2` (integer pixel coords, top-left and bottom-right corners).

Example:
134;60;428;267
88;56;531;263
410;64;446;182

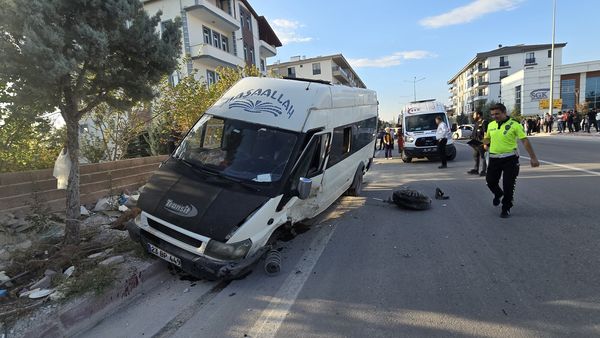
404;144;455;158
127;220;266;280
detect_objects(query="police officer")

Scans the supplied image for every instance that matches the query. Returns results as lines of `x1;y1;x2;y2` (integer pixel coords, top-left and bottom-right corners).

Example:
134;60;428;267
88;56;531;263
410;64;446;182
483;103;539;218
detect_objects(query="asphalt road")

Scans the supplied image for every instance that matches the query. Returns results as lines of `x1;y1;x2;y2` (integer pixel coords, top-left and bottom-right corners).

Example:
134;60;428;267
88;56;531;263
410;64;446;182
80;134;600;338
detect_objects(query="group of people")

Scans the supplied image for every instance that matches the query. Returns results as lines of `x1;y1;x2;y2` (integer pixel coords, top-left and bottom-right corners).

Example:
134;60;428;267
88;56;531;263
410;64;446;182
523;109;600;134
377;127;404;159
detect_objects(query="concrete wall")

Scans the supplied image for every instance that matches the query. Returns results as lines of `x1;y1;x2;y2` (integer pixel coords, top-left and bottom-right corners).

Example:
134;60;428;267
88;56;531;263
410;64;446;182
0;155;168;216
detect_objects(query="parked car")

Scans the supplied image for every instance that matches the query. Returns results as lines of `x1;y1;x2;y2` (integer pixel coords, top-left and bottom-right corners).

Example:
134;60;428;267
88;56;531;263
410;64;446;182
453;124;473;139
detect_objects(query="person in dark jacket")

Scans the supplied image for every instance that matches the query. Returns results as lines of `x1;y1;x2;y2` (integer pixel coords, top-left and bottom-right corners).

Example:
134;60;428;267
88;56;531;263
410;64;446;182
467;111;488;176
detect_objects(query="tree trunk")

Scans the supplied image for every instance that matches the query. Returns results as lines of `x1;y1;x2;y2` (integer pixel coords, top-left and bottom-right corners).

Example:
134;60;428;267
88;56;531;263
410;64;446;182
64;117;81;245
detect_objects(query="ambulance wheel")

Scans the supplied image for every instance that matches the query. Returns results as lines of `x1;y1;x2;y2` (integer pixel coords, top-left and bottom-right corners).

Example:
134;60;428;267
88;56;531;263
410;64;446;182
401;150;412;163
346;166;364;196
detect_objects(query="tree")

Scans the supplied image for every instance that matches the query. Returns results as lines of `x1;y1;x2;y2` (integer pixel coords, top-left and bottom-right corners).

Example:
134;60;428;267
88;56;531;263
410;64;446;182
0;0;182;244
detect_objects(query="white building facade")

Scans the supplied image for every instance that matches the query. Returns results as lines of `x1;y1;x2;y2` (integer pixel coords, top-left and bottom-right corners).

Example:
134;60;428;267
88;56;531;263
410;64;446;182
502;60;600;116
448;43;565;116
143;0;281;84
268;54;366;88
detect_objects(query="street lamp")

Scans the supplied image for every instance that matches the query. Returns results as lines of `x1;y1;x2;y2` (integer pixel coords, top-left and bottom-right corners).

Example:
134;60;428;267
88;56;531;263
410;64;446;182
405;76;426;102
548;0;557;116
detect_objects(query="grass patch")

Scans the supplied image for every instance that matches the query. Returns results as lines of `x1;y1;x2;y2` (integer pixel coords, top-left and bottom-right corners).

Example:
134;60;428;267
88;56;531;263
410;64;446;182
58;265;118;298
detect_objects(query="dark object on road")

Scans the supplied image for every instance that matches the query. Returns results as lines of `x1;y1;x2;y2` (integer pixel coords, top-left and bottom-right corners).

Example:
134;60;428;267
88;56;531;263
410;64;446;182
392;188;431;210
435;187;450;200
264;249;282;276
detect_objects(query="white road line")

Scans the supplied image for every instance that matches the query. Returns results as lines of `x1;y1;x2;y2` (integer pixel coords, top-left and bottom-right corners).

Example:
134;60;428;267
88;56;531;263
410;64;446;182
246;224;337;338
456;141;600;177
520;156;600;177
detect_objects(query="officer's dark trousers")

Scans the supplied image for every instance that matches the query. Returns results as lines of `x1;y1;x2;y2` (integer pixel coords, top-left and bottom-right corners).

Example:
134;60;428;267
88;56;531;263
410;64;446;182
486;155;519;211
437;138;448;166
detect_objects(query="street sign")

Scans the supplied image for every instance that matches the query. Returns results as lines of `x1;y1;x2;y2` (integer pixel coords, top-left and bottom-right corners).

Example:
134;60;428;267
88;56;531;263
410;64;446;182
539;99;562;109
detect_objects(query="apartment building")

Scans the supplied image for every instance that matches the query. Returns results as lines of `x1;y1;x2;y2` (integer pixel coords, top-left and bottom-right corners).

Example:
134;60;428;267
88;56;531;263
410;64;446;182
143;0;282;84
268;54;366;88
447;43;566;116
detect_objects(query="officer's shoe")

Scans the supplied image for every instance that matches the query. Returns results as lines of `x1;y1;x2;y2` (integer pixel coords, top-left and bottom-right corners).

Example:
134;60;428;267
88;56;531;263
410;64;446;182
493;194;503;206
467;169;478;175
500;209;511;218
438;165;447;169
479;171;487;177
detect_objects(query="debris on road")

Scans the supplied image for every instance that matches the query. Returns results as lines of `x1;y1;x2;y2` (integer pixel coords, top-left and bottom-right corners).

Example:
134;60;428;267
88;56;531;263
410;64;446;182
264;249;282;276
435;187;450;200
392;187;432;210
99;256;125;266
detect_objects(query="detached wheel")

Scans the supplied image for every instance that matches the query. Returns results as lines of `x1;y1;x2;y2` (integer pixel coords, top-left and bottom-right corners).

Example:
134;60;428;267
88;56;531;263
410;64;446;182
346;167;364;196
401;150;412;163
447;146;457;161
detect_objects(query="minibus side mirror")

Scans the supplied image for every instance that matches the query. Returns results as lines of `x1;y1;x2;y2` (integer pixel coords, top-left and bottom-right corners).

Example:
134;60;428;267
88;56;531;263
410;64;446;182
297;177;312;200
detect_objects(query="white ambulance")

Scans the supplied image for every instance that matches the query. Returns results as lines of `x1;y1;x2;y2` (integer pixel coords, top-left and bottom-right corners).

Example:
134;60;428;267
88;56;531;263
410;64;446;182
397;99;456;163
128;77;378;279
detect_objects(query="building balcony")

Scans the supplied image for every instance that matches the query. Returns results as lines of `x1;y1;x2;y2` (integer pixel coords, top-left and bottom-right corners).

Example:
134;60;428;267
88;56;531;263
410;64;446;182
332;65;351;83
185;0;240;33
474;66;488;75
473;94;488;101
259;40;277;58
190;43;244;68
474;80;489;88
499;61;510;67
525;58;536;65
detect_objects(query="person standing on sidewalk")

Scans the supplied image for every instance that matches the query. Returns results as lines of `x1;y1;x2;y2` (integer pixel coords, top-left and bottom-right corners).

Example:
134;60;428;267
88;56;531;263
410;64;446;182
435;116;450;169
383;127;393;159
596;109;600;133
483;103;540;218
587;109;597;133
467;111;488;176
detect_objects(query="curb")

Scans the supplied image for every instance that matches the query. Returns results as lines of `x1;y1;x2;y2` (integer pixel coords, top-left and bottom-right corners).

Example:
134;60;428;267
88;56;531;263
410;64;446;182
19;259;168;338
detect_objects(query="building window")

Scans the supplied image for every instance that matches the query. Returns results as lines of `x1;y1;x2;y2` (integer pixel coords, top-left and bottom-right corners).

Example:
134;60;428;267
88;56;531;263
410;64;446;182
585;76;600;110
243;43;248;61
500;56;509;67
217;0;230;14
548;50;552;58
212;31;221;49
203;26;211;44
500;70;508;80
287;67;296;78
260;59;265;72
221;36;229;53
207;70;216;86
525;52;535;64
249;47;254;65
312;63;321;75
246;15;251;31
515;85;521;107
562;79;576;109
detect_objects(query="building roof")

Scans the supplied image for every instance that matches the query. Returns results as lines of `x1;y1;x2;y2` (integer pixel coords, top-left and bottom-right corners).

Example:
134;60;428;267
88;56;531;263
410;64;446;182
447;43;567;84
268;54;366;88
257;16;282;47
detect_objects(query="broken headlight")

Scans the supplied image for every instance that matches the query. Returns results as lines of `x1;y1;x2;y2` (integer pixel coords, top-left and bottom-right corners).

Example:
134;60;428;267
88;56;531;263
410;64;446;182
204;239;252;261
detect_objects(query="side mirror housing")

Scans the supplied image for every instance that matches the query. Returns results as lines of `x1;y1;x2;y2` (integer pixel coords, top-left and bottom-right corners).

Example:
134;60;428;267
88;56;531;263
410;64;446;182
297;177;312;200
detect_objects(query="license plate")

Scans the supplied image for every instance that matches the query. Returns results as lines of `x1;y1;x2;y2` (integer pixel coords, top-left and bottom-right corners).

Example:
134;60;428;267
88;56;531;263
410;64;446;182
147;243;182;267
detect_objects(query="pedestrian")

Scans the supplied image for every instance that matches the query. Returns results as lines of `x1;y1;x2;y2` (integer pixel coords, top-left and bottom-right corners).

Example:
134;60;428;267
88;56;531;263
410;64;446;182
396;125;404;154
557;111;564;133
377;129;385;150
574;111;581;132
596;109;600;133
467;110;488;176
590;108;599;133
383;127;393;159
567;111;574;133
435;116;450;169
483;103;540;218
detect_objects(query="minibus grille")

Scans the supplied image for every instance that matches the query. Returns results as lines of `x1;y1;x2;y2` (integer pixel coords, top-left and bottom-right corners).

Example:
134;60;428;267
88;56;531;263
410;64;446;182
147;218;204;248
415;137;437;147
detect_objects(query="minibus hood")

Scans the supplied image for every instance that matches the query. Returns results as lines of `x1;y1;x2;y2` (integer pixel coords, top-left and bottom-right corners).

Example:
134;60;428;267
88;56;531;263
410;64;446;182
138;160;269;242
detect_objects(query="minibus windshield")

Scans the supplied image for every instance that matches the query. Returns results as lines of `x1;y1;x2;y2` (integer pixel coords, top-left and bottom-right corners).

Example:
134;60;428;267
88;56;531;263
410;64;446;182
173;115;298;183
405;113;447;132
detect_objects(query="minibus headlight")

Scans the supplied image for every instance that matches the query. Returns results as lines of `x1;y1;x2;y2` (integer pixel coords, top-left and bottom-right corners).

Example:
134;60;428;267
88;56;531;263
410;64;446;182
405;136;414;143
204;239;252;261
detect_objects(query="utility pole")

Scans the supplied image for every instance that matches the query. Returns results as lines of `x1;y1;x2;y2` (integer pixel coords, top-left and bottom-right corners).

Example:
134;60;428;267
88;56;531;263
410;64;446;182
405;76;426;102
548;0;556;116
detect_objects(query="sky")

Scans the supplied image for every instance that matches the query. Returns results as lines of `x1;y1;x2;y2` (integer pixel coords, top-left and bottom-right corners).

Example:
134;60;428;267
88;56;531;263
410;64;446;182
251;0;600;122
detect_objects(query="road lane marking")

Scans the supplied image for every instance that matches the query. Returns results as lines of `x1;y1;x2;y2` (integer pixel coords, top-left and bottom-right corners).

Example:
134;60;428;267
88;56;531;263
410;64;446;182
456;142;600;177
247;223;337;338
520;156;600;177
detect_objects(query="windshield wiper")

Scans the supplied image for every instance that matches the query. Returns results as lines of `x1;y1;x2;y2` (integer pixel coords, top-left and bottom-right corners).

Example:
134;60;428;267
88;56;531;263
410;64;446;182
174;156;261;192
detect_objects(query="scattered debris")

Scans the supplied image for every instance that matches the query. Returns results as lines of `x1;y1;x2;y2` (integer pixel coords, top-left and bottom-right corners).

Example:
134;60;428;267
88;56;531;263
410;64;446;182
99;256;125;266
111;208;141;231
30;276;52;290
28;289;54;299
392;187;432;210
183;288;190;293
63;266;75;278
264;249;282;276
94;197;117;212
228;292;236;297
80;206;91;216
118;205;129;212
435;187;450;200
